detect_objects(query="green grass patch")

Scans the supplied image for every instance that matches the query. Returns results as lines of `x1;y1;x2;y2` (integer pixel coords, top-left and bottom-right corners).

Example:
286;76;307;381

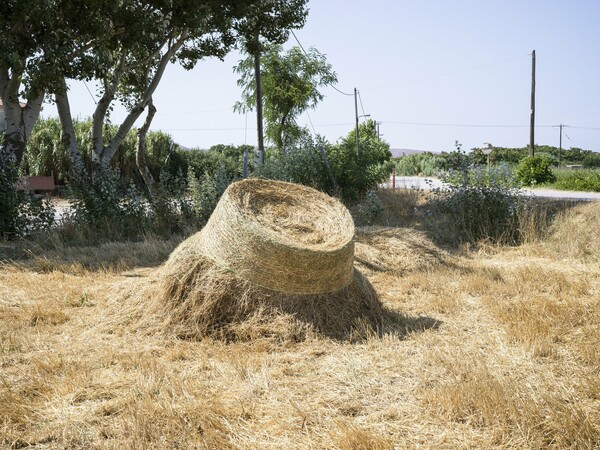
544;168;600;192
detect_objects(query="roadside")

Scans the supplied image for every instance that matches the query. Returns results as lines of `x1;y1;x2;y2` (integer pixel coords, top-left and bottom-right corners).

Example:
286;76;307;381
385;176;600;201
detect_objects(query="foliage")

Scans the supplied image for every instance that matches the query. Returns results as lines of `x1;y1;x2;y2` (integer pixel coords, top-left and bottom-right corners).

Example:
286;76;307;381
393;152;447;176
429;163;525;245
253;135;331;192
356;190;384;225
582;153;600;168
551;168;600;192
188;164;237;224
515;156;556;186
327;120;393;202
23;118;180;185
0;162;54;237
65;169;151;239
234;44;337;151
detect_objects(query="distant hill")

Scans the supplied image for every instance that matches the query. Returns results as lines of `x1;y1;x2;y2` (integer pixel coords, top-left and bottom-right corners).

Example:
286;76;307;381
389;148;432;158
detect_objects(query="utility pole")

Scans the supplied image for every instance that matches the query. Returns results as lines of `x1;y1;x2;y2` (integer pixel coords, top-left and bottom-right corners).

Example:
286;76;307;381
553;124;567;164
354;87;359;156
254;35;265;166
529;50;536;156
559;124;562;164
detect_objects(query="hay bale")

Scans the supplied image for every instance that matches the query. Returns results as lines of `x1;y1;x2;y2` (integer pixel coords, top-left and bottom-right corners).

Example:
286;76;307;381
118;179;390;341
200;179;355;294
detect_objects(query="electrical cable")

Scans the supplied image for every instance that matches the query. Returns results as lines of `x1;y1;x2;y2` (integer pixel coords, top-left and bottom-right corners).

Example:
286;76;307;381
290;30;354;96
83;81;98;105
362;54;530;92
382;121;555;129
357;91;368;119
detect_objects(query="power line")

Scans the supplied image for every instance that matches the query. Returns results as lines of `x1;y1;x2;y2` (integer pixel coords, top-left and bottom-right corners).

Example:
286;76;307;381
357;91;367;118
569;125;600;131
290;29;354;97
382;121;556;129
83;81;97;105
362;54;529;92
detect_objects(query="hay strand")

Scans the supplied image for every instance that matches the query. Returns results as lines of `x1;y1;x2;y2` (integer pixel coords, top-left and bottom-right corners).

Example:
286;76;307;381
111;179;393;341
200;179;355;294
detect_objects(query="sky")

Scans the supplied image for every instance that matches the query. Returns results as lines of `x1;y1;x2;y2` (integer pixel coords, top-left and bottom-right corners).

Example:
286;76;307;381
44;0;600;152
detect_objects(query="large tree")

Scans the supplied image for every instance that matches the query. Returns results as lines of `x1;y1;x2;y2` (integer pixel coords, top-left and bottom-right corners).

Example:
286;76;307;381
1;0;309;180
235;44;337;152
233;0;308;163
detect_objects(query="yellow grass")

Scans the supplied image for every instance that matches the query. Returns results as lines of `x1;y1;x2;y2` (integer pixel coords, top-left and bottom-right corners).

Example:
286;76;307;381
1;196;599;449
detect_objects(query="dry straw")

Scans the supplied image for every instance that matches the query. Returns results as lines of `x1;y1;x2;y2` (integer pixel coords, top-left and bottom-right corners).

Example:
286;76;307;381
118;179;390;341
200;179;355;294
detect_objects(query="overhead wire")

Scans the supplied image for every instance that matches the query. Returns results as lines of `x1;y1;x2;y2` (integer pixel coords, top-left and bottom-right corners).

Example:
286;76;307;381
357;91;368;119
290;30;354;97
362;54;530;92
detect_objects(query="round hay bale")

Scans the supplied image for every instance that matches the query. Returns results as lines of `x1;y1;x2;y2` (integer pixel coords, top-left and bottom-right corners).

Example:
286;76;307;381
113;179;393;341
200;179;355;294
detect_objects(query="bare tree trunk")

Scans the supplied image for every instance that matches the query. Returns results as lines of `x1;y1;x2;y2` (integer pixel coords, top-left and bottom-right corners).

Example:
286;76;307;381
103;31;188;164
136;99;157;195
0;68;25;169
55;80;87;181
91;50;127;171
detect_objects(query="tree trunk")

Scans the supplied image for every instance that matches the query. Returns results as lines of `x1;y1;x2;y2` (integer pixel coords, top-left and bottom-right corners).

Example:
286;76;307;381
136;99;157;195
102;31;188;164
55;81;87;181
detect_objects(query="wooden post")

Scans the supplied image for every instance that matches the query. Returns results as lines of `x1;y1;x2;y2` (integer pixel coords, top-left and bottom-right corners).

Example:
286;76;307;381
354;88;359;156
392;168;396;190
529;50;536;156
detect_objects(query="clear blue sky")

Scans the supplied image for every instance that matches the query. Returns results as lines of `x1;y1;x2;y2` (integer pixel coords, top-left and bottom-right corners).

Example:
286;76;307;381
47;0;600;152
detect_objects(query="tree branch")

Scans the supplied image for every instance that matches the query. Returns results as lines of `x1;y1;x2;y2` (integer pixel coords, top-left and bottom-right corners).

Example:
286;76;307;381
91;48;127;166
104;30;189;162
55;78;86;180
136;99;157;194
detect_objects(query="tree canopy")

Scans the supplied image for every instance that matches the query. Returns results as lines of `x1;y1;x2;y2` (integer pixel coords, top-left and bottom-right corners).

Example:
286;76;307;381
1;0;309;177
235;44;337;151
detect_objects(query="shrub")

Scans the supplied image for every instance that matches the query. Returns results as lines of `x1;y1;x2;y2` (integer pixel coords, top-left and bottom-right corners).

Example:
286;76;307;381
0;162;55;237
188;163;236;224
582;153;600;169
552;169;600;192
393;152;447;176
65;168;152;239
253;138;331;193
327;120;393;202
515;156;556;186
429;164;525;245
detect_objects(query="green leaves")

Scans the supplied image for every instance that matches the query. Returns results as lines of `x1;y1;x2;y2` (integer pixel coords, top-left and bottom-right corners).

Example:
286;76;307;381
235;44;337;151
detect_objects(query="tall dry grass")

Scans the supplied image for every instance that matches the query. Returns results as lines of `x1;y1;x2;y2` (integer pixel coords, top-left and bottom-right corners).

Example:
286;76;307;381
1;193;599;448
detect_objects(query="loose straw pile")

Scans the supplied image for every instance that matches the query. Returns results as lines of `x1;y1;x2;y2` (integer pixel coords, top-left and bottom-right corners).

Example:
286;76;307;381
118;179;389;341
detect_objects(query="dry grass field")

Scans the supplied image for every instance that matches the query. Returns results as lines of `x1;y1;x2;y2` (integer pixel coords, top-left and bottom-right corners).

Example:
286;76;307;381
1;191;599;449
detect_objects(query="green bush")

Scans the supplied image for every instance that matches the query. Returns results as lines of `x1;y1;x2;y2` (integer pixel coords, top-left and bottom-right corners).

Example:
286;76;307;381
430;164;525;245
393;152;447;176
253;137;330;193
582;153;600;168
188;163;236;224
0;162;55;237
515;156;556;186
327;120;392;202
552;169;600;192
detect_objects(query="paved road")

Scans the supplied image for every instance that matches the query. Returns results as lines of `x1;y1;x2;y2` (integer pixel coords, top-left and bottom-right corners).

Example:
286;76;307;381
385;176;600;201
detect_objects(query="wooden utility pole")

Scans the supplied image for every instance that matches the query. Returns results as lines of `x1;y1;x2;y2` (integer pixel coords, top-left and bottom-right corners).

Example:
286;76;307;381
254;42;265;166
354;87;359;156
529;50;536;156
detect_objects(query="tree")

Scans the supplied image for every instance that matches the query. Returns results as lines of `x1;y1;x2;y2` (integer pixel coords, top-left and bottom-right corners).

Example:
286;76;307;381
327;119;392;201
235;44;337;152
233;0;309;163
